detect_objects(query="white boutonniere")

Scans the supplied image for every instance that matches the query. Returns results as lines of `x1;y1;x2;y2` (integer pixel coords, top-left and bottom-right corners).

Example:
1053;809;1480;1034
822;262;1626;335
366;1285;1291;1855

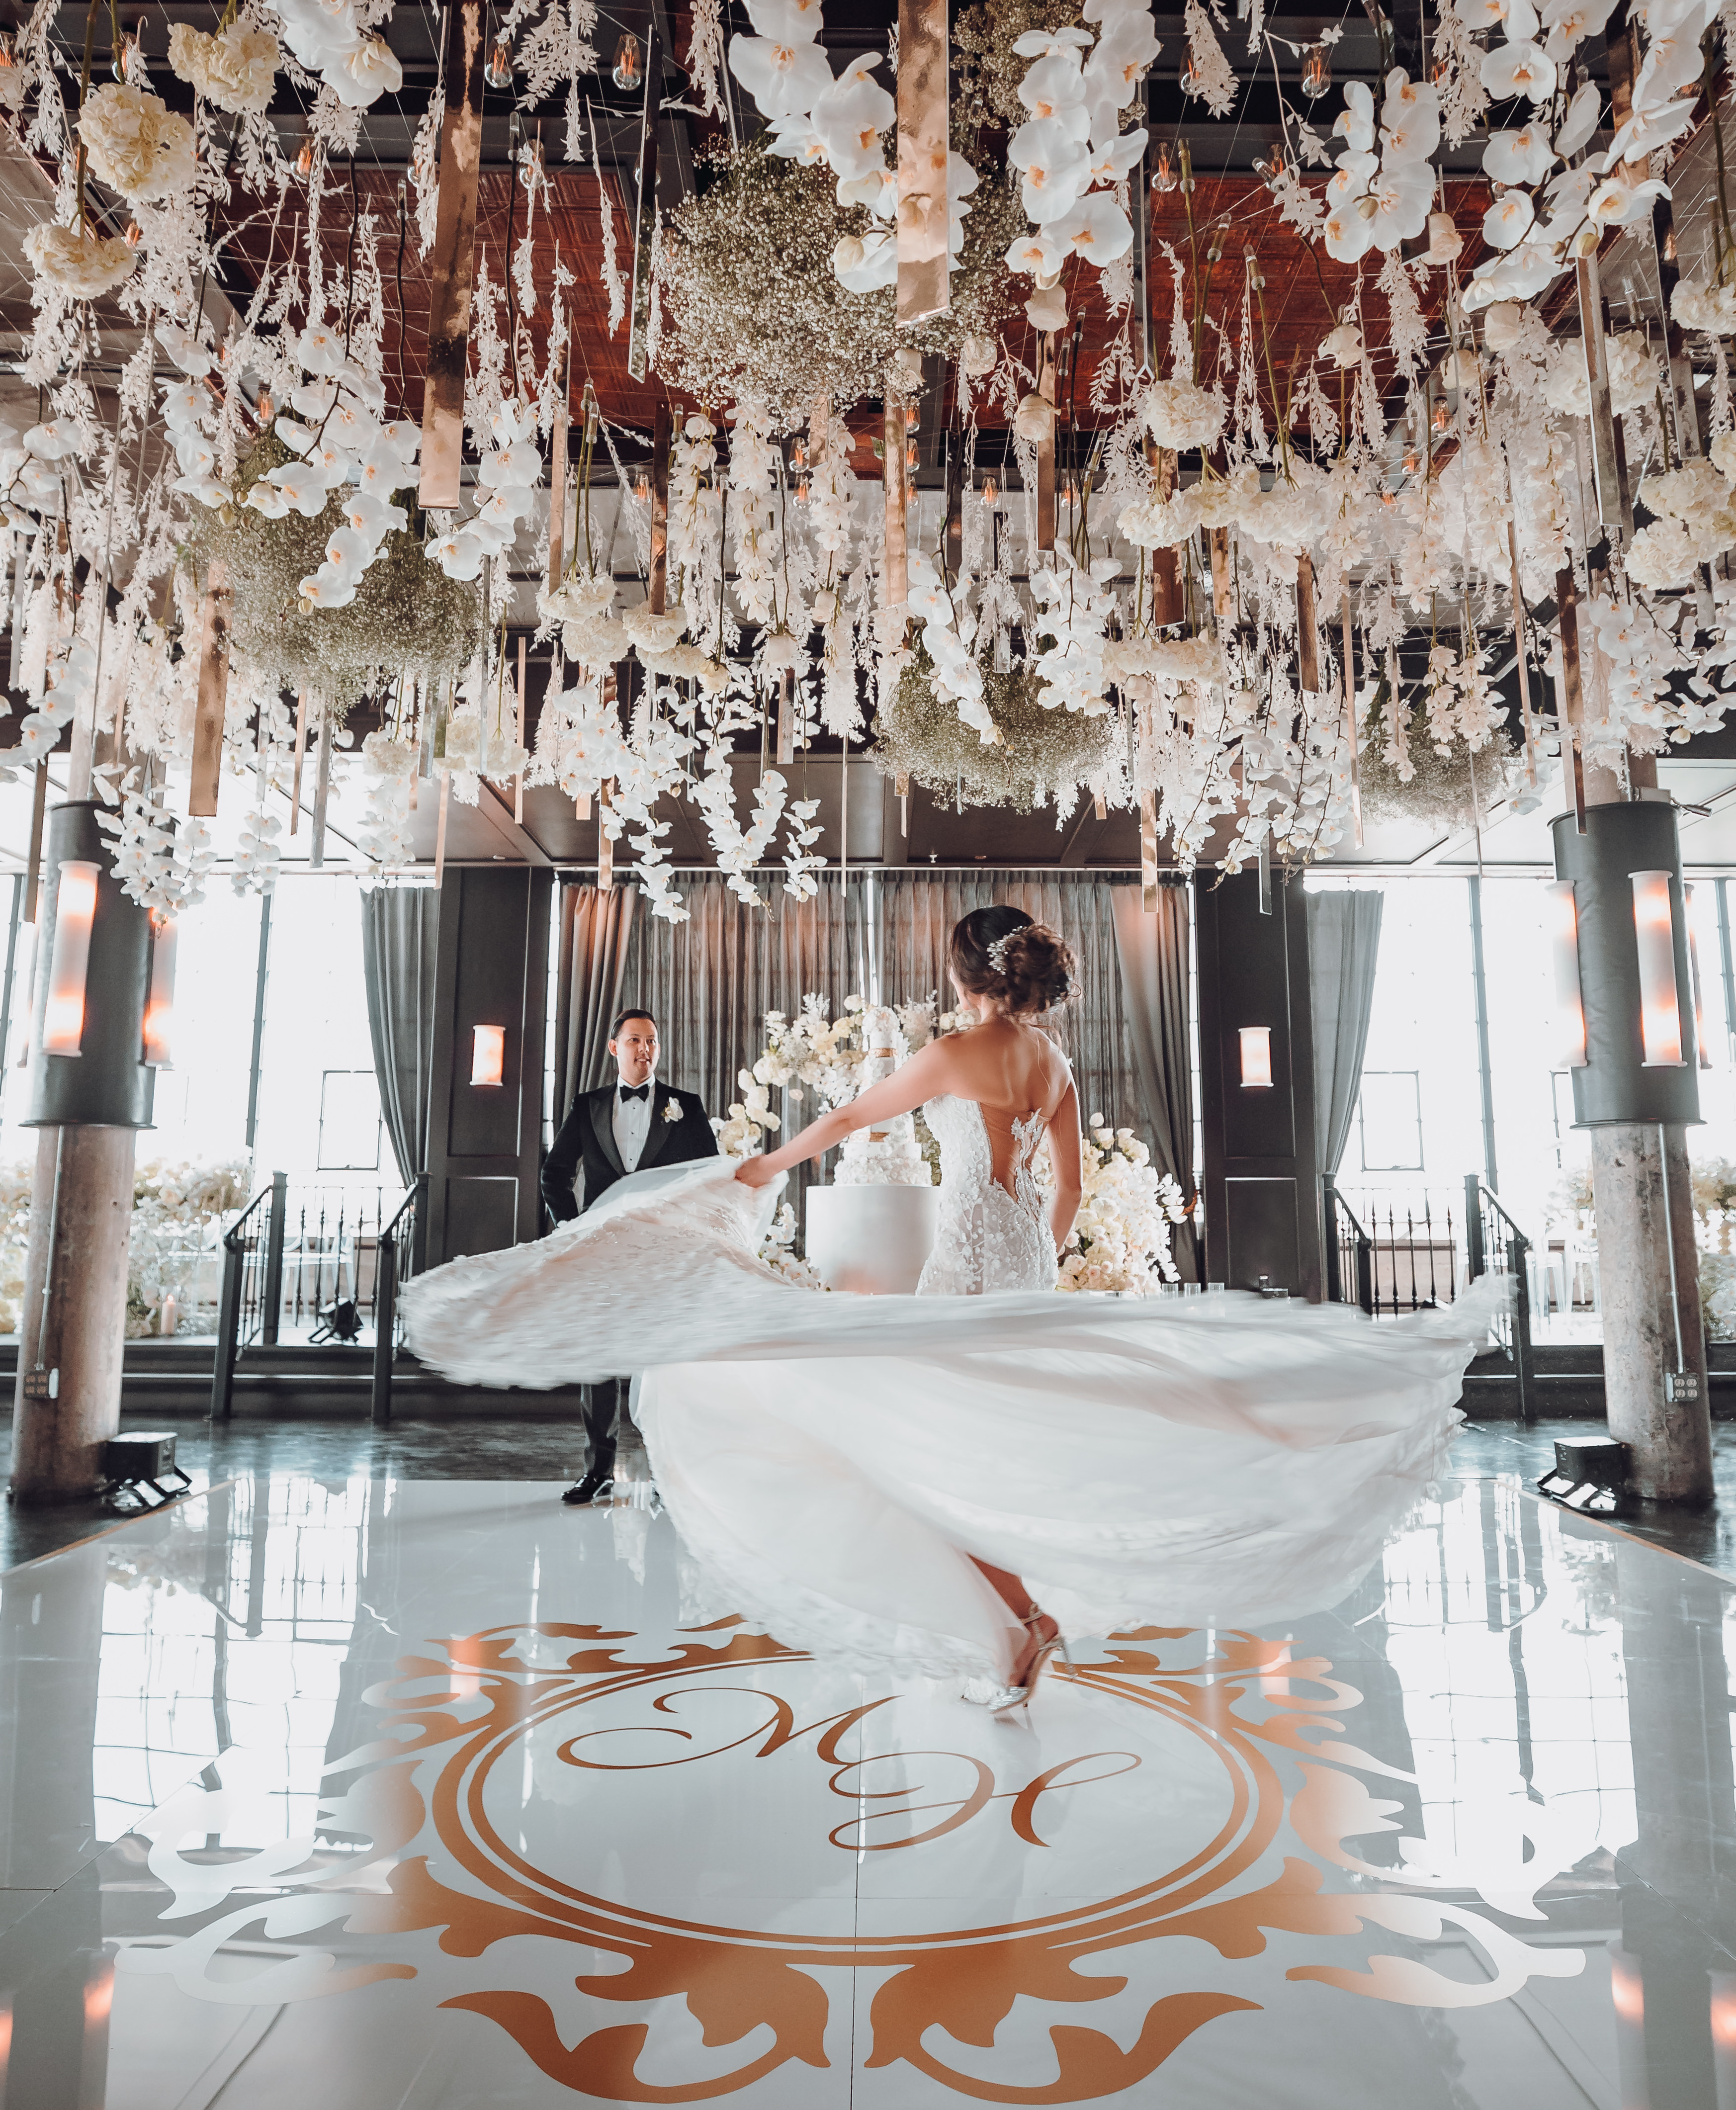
660;1097;682;1124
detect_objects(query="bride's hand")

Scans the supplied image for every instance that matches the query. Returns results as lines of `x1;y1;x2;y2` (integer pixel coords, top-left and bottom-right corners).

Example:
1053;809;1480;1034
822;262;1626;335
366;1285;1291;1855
734;1155;778;1189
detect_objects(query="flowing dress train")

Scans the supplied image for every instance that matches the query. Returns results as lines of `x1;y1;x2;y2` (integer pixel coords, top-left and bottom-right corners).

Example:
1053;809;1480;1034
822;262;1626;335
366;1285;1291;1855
400;1137;1491;1686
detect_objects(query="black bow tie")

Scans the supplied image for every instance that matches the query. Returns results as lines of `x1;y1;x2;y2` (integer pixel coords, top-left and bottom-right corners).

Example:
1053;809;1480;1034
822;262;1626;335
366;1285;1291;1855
618;1083;651;1102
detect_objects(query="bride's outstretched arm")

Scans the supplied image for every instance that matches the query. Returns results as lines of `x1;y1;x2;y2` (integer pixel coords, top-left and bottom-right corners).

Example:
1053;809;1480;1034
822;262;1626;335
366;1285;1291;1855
1045;1080;1083;1250
734;1040;959;1187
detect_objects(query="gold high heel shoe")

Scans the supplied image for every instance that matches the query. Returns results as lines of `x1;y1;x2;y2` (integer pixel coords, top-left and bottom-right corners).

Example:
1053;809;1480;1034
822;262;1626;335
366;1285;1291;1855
987;1606;1071;1717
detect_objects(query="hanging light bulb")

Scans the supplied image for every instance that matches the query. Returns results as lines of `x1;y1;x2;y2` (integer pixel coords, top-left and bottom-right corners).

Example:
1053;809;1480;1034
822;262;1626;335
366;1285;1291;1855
1151;141;1178;193
1402;443;1420;474
905;439;918;470
122;219;142;247
794;477;810;504
612;31;642;90
519;133;545;189
980;474;999;506
1300;42;1331;97
789;439;807;471
295;139;314;178
633;468;651;504
1179;57;1203;98
113;30;145;82
0;33;16;70
1432;398;1451;432
255;388;274;423
485;33;513;87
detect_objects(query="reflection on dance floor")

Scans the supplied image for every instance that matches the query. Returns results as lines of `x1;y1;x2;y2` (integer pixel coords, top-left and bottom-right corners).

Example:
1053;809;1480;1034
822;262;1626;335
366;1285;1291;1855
0;1467;1730;2106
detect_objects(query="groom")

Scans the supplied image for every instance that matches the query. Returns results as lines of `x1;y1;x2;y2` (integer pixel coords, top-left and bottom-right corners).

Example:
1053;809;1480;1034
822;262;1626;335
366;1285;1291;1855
541;1008;717;1505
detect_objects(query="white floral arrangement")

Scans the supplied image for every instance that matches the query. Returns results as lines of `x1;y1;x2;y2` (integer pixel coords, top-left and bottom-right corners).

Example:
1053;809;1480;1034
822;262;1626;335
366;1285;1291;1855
758;1202;825;1290
1049;1116;1189;1294
0;1157;250;1337
752;992;868;1110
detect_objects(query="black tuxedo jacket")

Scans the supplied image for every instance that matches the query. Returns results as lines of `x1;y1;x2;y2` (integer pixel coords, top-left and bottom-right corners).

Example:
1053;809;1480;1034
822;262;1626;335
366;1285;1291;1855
540;1080;718;1224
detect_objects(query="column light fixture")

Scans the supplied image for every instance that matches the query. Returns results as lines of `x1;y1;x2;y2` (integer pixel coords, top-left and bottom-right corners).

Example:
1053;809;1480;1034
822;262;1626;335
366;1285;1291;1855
1238;1026;1274;1089
471;1024;506;1088
1546;879;1588;1069
142;911;178;1069
1630;869;1686;1068
40;860;99;1058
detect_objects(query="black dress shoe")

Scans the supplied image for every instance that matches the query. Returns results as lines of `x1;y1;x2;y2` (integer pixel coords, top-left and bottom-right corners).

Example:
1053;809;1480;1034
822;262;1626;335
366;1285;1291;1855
561;1468;614;1506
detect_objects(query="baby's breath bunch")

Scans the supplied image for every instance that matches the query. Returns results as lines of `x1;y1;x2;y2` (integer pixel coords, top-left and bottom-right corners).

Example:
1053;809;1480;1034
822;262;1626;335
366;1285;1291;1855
658;146;1023;425
871;648;1117;815
190;437;484;711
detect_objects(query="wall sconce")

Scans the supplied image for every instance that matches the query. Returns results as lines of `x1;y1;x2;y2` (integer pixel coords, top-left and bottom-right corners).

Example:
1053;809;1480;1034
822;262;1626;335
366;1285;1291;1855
1631;869;1686;1068
1238;1026;1273;1089
1684;883;1715;1069
142;911;177;1069
1546;880;1587;1069
471;1024;506;1088
41;860;98;1058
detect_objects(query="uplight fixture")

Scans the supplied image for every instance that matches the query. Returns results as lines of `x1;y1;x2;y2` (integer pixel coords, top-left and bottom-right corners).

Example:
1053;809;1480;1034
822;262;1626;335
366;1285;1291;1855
471;1024;506;1088
1546;880;1587;1069
41;860;98;1059
1631;869;1686;1067
1238;1026;1273;1089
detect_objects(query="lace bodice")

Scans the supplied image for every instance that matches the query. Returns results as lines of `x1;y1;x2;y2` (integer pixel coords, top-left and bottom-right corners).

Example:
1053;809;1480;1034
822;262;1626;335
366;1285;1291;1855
916;1094;1056;1297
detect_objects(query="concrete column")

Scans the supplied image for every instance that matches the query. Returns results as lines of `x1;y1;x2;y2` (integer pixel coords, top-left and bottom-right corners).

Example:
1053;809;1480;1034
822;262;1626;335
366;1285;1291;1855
10;1124;137;1505
1592;1122;1712;1504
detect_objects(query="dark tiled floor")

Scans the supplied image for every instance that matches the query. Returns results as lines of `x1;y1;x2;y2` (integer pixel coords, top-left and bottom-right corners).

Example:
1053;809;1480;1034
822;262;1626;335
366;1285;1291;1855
1455;1414;1736;1579
5;1409;1736;1585
0;1414;619;1571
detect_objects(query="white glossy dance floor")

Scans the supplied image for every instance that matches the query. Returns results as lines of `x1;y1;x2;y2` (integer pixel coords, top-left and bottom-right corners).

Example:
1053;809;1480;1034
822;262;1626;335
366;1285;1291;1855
0;1464;1730;2107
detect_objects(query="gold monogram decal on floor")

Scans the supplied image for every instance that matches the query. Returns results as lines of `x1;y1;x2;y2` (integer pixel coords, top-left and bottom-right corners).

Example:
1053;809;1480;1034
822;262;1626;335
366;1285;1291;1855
130;1620;1585;2103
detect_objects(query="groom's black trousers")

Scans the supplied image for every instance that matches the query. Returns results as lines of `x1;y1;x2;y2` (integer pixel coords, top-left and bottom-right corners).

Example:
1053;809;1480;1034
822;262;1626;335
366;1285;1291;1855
583;1377;629;1472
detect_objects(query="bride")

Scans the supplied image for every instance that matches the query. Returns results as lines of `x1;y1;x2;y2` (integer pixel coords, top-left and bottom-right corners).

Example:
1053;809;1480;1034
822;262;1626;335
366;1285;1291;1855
733;905;1085;1702
402;906;1492;1708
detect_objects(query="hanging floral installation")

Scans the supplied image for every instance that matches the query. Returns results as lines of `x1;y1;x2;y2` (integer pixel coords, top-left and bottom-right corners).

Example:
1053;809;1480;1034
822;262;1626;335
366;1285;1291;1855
4;0;1736;923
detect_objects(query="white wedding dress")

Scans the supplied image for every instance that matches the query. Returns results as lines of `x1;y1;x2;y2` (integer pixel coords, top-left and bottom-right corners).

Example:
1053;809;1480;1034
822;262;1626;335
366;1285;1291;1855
401;1110;1493;1687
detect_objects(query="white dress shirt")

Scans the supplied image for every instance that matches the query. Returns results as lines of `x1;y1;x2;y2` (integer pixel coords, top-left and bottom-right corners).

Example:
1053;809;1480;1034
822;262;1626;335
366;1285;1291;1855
612;1080;655;1172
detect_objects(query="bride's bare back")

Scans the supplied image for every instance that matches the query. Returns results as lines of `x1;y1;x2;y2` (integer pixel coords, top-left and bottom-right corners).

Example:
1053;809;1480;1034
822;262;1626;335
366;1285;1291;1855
741;1010;1084;1248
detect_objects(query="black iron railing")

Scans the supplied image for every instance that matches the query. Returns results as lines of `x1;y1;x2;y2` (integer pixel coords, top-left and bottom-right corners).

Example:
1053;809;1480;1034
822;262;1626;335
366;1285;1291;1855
209;1175;420;1421
371;1174;427;1427
1466;1173;1536;1426
209;1180;277;1421
1322;1176;1375;1313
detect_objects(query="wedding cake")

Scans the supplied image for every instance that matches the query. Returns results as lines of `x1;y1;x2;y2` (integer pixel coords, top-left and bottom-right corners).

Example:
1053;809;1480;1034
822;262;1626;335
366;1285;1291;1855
807;1004;939;1292
832;1007;932;1188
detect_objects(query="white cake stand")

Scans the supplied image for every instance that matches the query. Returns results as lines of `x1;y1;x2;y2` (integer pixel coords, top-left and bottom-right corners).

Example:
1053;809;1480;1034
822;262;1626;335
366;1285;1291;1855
804;1185;941;1295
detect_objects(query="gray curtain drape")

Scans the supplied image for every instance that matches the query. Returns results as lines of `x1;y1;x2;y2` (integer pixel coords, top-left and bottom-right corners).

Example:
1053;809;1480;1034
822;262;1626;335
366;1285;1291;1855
1110;880;1199;1281
550;872;1193;1248
360;886;439;1186
872;872;1146;1138
554;883;640;1117
556;874;871;1218
1307;889;1386;1176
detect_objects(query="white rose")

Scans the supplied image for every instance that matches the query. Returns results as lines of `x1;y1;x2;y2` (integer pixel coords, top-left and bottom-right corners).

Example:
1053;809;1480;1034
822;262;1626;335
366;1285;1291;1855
23;222;136;297
77;85;197;201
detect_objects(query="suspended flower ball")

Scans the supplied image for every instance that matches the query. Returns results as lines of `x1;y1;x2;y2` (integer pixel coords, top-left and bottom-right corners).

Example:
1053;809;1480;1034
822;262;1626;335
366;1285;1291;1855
76;84;197;201
23;220;137;296
166;21;279;114
1142;376;1226;451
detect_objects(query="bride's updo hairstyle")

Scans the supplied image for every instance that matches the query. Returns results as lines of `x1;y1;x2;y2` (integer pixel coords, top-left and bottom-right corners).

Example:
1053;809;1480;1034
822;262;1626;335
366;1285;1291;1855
950;905;1074;1016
